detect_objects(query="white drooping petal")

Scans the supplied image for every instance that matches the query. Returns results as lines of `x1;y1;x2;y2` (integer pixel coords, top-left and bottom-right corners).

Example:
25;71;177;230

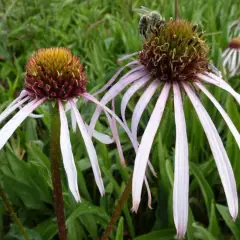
121;74;151;126
144;178;152;209
6;90;29;110
111;99;126;166
131;79;160;141
85;123;114;144
198;72;240;104
58;101;80;202
173;83;189;239
118;52;141;62
223;49;234;67
89;69;147;136
28;113;44;118
0;98;45;150
0;96;30;124
195;82;240;149
184;83;238;220
71;108;77;133
70;101;105;196
222;48;230;58
132;83;171;212
93;61;142;96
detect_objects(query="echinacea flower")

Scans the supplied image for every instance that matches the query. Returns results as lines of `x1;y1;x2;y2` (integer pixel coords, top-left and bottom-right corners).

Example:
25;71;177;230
222;20;240;77
0;47;127;201
89;19;240;238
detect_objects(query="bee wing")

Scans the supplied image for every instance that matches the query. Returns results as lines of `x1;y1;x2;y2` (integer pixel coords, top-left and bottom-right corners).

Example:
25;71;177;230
132;8;150;15
208;63;222;78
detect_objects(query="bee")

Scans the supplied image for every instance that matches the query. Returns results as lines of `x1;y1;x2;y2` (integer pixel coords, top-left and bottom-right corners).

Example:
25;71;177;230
133;6;165;40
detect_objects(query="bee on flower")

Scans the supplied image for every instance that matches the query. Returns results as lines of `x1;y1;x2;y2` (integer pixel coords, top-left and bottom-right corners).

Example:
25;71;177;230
89;10;240;238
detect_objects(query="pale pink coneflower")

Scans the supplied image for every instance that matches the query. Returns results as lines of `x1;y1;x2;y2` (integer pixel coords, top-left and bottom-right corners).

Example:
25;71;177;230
89;19;239;238
222;20;240;77
0;47;127;202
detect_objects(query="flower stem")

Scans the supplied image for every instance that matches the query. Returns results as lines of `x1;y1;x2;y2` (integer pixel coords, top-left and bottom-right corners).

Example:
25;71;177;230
0;184;30;240
175;0;179;20
100;175;132;240
50;104;67;240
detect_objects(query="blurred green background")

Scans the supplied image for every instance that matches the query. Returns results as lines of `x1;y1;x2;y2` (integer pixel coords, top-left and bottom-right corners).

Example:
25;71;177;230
0;0;240;239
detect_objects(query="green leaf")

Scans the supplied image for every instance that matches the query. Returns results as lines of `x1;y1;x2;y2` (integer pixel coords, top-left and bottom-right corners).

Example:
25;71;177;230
34;219;58;240
208;201;221;239
115;217;124;240
216;204;240;240
134;229;176;240
193;223;217;240
190;162;214;214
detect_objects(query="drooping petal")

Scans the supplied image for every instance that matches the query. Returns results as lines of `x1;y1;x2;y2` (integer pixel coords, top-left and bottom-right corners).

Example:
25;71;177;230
111;99;126;166
198;73;240;104
0;98;45;150
118;52;140;62
195;82;240;149
58;101;80;201
131;79;160;141
0;96;30;124
173;83;189;239
223;49;234;67
93;61;142;96
89;70;148;137
132;83;171;212
183;83;238;220
121;74;151;126
144;177;152;209
85;123;114;144
70;100;105;196
71;108;77;133
222;48;230;58
28;113;44;118
6;90;29;110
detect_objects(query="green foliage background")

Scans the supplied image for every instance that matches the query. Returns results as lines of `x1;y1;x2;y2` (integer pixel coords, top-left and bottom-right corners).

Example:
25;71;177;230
0;0;240;239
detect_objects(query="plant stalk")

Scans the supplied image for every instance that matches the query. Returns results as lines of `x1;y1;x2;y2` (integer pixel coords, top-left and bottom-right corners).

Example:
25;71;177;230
0;184;30;240
50;104;67;240
100;175;132;240
175;0;179;20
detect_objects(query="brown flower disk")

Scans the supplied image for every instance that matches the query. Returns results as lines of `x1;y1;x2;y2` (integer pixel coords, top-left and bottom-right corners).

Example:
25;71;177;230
139;19;209;82
228;37;240;49
25;48;87;100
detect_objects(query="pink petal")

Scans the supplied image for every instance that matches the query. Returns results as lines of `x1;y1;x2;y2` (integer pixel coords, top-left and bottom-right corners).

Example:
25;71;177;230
6;90;28;109
92;61;142;96
195;82;240;149
183;83;238;220
89;69;147;137
121;74;150;126
132;84;171;212
131;79;160;141
173;84;189;239
118;52;140;62
58;101;80;201
198;73;240;104
0;96;30;124
0;98;45;150
70;100;105;196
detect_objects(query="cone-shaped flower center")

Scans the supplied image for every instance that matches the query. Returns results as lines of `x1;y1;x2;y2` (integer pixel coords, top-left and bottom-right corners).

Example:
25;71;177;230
139;19;209;82
228;37;240;49
25;47;87;100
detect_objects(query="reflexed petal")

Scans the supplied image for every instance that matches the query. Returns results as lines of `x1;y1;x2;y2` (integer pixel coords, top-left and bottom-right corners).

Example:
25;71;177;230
93;61;142;96
195;82;240;149
131;79;159;141
184;83;238;220
121;74;151;126
198;73;240;104
70;100;105;196
6;90;28;110
0;98;45;150
0;96;30;124
132;84;171;212
28;113;44;118
223;49;234;67
71;108;77;133
89;70;148;136
58;101;80;201
111;100;126;166
144;177;152;209
173;83;189;239
118;52;140;62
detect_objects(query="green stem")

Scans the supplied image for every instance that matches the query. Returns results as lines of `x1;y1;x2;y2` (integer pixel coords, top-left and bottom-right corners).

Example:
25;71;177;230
0;184;30;240
50;104;67;240
100;175;132;240
175;0;179;20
